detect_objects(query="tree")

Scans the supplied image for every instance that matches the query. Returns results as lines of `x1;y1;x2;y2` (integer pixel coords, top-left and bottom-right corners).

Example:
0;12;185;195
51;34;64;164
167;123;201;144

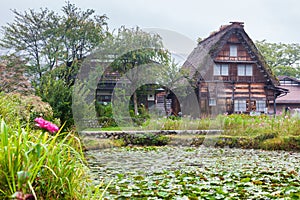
61;2;108;63
0;2;109;128
109;26;170;115
256;40;300;78
0;2;108;84
1;8;55;81
0;54;33;94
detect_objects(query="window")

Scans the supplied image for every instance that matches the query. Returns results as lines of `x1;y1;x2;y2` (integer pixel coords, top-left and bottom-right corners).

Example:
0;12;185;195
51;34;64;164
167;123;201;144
214;64;229;76
209;98;216;106
234;100;246;112
256;100;266;112
230;45;237;57
280;79;300;86
280;80;291;85
238;64;252;76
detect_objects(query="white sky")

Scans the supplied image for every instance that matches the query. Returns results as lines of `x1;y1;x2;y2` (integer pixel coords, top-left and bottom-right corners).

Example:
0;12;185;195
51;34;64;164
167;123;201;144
1;0;300;44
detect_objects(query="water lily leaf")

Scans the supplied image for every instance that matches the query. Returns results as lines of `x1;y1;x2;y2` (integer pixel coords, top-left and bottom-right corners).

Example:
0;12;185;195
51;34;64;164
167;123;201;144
133;175;144;180
240;177;251;182
157;191;169;197
141;190;154;196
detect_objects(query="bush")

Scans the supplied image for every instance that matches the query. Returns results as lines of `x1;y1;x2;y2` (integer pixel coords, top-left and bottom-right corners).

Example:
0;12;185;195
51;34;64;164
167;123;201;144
36;76;73;129
95;103;117;127
130;105;150;126
0;92;58;128
121;133;170;146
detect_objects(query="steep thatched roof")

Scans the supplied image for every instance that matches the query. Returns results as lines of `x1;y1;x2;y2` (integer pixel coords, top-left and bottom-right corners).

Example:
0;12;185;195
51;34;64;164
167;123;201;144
182;22;279;87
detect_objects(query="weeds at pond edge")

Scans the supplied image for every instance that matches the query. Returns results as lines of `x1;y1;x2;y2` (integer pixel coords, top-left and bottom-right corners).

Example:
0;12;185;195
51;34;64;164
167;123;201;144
0;119;107;199
100;132;300;151
86;114;300;151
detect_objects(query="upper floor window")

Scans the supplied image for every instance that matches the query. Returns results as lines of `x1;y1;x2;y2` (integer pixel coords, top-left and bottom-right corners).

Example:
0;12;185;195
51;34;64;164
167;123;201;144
230;45;237;57
238;64;252;76
214;64;228;76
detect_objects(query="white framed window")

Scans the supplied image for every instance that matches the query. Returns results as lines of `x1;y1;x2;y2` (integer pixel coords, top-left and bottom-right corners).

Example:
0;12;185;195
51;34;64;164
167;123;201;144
256;100;266;112
234;100;246;112
230;45;237;57
238;64;253;76
214;64;229;76
209;98;216;106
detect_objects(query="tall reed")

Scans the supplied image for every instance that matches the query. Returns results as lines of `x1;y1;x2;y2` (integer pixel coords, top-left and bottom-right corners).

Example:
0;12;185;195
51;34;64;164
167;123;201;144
0;119;91;199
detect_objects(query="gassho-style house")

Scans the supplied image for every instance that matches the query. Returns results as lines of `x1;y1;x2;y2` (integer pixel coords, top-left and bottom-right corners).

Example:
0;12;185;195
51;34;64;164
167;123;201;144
96;22;291;116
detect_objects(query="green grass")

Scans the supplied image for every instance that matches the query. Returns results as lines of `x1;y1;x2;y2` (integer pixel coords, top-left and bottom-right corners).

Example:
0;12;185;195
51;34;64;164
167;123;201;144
89;113;300;137
84;126;122;131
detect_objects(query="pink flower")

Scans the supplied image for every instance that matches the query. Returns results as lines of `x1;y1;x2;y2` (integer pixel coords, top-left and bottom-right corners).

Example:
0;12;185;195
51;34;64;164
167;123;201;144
34;117;59;133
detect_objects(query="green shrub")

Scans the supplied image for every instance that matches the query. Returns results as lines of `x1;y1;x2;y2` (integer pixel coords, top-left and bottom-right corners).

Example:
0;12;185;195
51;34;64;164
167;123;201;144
121;133;170;146
95;103;117;127
130;105;150;126
96;102;113;118
36;75;74;129
0;92;58;128
254;131;278;141
98;116;118;127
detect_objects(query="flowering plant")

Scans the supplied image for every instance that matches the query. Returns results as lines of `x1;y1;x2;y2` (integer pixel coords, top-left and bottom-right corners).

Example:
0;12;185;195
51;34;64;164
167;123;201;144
34;117;59;133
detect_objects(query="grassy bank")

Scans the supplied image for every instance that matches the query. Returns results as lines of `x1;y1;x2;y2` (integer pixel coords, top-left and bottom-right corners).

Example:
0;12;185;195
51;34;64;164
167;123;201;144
82;133;300;151
82;113;300;151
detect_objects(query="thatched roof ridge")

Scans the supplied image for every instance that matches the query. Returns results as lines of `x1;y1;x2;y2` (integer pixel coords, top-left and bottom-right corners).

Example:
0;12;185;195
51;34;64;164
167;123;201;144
183;22;279;87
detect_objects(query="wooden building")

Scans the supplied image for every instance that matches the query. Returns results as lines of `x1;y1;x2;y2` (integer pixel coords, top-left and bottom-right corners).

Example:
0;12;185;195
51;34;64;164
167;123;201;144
96;67;167;114
274;76;300;113
182;22;287;115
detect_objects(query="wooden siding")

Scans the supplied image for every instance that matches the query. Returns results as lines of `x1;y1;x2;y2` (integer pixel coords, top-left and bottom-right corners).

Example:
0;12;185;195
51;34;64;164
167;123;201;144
198;80;276;114
215;34;254;62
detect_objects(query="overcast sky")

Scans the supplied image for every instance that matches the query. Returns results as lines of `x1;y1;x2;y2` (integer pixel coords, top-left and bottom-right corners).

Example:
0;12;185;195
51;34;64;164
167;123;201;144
1;0;300;44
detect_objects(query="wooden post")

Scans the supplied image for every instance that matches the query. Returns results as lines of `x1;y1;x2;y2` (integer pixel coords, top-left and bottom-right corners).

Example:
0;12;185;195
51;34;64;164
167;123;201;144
198;84;202;117
232;82;235;113
273;93;277;116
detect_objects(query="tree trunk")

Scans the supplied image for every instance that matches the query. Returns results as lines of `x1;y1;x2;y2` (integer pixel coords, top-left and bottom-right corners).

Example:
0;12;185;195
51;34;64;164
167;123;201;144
133;91;138;115
164;89;169;115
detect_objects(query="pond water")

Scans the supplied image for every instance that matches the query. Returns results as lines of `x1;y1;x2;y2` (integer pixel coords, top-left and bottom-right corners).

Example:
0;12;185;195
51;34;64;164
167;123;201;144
86;146;300;199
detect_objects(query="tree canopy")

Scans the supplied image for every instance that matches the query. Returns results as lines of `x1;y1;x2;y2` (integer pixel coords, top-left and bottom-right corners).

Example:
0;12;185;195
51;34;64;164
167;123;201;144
0;54;33;94
0;2;109;128
0;1;108;83
256;40;300;78
108;26;170;115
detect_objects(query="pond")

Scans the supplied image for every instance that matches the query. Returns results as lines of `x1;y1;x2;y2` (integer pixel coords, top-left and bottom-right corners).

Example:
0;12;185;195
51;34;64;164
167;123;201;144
87;146;300;199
